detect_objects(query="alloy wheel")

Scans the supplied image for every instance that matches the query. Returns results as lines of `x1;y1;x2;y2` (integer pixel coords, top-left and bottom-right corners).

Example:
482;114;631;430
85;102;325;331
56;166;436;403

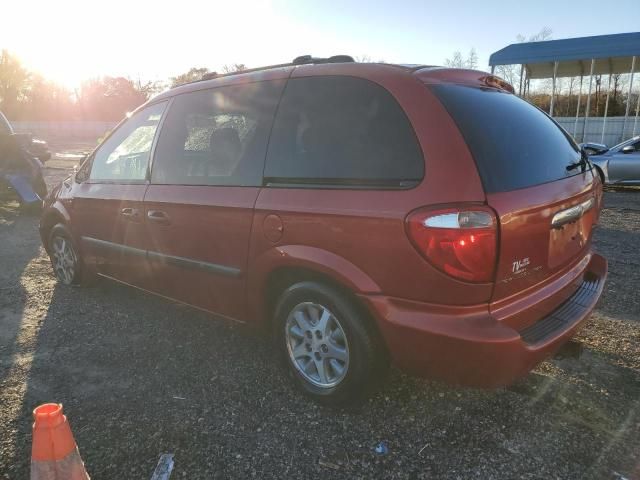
50;235;77;285
285;302;350;388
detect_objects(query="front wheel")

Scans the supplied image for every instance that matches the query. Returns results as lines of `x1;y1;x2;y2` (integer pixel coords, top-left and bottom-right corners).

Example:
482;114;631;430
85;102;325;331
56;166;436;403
48;224;82;285
274;281;387;405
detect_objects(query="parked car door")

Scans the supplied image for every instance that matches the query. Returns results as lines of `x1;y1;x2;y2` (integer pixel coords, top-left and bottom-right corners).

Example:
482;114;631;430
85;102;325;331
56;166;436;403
73;101;167;288
144;80;284;321
609;138;640;182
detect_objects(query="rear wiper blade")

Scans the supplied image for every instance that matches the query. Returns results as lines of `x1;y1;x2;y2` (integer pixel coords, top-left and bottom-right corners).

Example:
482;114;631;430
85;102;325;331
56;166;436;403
566;150;589;172
566;159;586;171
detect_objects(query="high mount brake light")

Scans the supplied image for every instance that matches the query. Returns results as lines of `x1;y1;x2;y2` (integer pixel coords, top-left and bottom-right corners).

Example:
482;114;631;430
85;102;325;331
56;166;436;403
406;207;498;283
480;75;515;93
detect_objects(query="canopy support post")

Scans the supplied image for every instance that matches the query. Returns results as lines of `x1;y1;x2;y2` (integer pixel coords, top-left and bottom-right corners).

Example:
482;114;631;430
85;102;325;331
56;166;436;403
622;56;636;141
581;59;595;143
573;75;583;138
601;73;612;144
633;89;640;137
549;61;559;116
490;65;495;75
518;64;524;96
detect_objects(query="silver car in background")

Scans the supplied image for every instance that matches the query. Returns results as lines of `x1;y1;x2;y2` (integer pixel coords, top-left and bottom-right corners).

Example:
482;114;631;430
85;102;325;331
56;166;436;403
584;136;640;185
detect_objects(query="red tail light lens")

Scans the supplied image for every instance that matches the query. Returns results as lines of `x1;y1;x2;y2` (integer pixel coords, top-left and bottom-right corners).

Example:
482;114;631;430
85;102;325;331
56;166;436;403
406;207;497;283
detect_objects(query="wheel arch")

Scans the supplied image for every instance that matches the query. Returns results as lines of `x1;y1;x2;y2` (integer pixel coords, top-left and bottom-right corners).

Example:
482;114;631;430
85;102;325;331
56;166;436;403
39;202;71;253
593;164;606;184
260;265;390;363
247;245;382;331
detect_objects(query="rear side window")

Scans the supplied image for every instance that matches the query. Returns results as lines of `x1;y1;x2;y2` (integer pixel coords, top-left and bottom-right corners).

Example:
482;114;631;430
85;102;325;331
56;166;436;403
151;80;284;186
265;76;423;187
431;85;582;193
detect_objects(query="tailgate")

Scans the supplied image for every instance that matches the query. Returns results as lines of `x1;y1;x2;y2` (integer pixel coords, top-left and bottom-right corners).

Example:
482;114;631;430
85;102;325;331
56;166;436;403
487;173;598;301
428;82;602;302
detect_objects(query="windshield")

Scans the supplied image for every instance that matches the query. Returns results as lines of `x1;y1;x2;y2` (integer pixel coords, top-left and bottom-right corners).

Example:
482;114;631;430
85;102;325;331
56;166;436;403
610;135;640;151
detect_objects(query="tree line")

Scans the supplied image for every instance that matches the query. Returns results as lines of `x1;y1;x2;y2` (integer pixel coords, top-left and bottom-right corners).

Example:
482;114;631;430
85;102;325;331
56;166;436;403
3;41;637;123
0;50;246;122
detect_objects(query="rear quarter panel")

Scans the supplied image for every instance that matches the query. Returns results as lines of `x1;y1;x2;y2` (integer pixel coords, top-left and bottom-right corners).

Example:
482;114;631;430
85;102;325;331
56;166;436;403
246;65;492;325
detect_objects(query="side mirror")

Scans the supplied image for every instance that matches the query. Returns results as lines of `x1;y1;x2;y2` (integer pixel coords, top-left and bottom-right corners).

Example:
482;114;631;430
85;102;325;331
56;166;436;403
622;145;635;154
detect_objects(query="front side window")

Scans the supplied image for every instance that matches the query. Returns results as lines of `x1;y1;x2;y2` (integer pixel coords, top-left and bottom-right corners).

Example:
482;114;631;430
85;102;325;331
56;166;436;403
264;76;424;187
89;102;167;182
151;80;285;186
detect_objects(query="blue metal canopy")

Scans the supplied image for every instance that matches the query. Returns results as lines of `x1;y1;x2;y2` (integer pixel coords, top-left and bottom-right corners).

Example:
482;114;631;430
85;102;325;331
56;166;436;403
489;32;640;78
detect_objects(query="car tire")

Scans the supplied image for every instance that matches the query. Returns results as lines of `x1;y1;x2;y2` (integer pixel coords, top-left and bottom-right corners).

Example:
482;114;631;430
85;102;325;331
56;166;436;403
48;224;84;286
273;281;387;406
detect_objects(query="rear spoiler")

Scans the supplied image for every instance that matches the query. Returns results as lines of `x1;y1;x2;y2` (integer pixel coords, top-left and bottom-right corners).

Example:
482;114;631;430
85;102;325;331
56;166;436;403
414;67;515;93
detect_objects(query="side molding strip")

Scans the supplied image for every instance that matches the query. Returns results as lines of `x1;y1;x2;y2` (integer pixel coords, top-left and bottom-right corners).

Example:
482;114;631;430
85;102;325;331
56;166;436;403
147;251;242;278
82;236;146;258
81;236;242;278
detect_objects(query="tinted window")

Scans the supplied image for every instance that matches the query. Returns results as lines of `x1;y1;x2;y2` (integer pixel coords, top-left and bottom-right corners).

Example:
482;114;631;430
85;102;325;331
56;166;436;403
151;81;284;186
431;85;582;193
265;76;423;187
90;102;167;181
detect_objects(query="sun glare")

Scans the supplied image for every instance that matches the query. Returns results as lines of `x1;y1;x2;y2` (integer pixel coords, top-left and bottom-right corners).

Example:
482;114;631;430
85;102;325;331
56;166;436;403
1;0;289;89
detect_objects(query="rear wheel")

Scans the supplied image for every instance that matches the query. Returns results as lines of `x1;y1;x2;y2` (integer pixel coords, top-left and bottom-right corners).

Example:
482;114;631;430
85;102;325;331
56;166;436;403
274;281;387;405
48;224;82;285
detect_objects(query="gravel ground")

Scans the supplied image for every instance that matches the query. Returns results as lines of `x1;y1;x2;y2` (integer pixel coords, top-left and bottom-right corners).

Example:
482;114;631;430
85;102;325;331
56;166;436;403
0;154;639;479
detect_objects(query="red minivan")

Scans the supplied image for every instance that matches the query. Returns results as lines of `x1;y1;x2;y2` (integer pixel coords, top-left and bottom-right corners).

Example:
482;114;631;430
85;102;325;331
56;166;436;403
41;56;607;404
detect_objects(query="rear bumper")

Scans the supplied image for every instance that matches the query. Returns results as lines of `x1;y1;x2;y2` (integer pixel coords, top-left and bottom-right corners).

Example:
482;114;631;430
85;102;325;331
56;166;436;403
360;253;607;388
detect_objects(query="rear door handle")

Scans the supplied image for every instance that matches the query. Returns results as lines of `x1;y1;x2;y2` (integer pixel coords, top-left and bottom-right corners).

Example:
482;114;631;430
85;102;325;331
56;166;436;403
120;207;140;220
147;210;171;225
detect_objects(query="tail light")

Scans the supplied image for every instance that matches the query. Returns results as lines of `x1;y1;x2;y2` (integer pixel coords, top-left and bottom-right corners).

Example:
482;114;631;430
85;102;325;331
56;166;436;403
406;206;498;283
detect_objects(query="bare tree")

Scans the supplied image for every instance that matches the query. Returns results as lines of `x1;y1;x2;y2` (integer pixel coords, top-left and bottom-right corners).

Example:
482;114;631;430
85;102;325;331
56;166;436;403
134;78;165;100
467;48;478;70
495;27;553;88
354;55;371;63
221;64;247;74
169;67;210;88
444;48;479;69
444;51;465;68
0;50;30;117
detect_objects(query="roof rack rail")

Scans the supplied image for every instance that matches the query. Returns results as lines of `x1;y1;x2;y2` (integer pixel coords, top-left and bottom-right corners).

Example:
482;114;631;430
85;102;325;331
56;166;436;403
201;55;355;81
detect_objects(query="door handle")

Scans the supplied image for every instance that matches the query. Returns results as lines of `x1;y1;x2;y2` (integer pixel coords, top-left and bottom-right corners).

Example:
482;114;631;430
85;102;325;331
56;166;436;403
147;210;171;225
120;207;140;220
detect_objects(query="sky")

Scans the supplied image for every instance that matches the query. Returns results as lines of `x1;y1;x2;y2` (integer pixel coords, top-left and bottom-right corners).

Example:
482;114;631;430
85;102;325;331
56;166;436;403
1;0;638;89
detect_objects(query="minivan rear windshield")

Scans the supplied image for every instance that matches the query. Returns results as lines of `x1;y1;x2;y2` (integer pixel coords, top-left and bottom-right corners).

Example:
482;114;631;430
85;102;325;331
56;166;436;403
430;84;583;193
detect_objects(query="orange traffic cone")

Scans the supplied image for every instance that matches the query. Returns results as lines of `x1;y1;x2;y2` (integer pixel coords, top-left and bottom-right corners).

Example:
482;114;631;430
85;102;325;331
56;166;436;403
31;403;90;480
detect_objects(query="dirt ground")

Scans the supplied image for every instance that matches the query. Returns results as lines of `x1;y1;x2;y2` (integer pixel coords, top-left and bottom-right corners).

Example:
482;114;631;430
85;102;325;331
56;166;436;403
0;149;639;479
